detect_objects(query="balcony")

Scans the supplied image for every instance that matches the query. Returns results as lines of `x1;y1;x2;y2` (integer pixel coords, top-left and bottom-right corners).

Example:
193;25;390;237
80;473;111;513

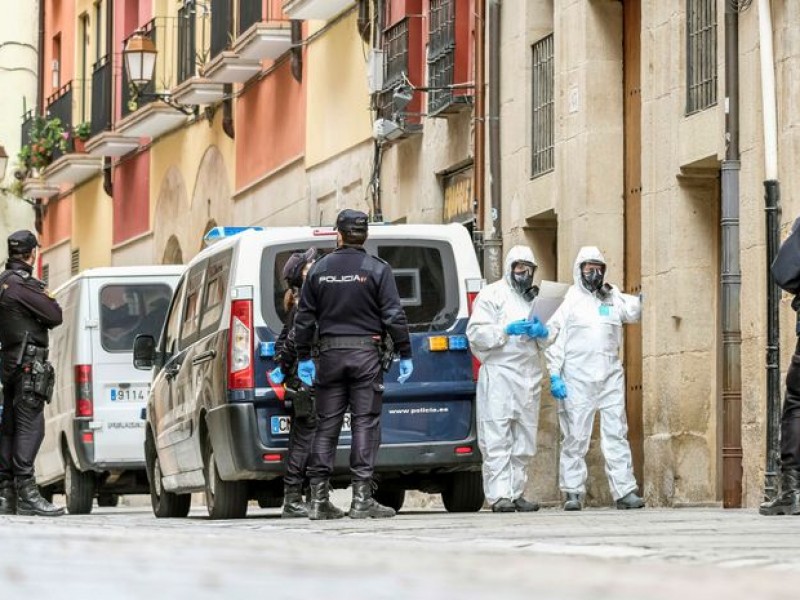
234;0;292;61
43;153;103;186
203;51;261;83
282;0;355;20
115;101;188;140
45;82;73;163
171;77;225;105
22;179;60;199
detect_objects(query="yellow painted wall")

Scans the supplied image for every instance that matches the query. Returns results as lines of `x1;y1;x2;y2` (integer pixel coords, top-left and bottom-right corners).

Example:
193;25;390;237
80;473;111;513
305;12;372;167
72;177;113;269
148;113;236;222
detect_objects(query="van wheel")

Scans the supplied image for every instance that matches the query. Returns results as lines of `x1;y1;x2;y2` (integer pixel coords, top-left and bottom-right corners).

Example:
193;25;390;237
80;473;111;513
374;487;405;512
146;441;190;519
98;493;119;508
441;472;484;513
65;454;95;515
203;438;248;520
257;495;283;509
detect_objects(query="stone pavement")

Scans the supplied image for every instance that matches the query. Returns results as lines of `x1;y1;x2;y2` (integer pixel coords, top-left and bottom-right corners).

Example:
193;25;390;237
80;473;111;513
0;506;798;599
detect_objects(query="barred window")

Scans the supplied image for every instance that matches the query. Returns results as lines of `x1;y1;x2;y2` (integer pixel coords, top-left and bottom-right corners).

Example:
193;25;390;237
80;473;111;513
427;0;455;115
177;1;196;84
378;19;410;119
686;0;717;115
531;35;554;178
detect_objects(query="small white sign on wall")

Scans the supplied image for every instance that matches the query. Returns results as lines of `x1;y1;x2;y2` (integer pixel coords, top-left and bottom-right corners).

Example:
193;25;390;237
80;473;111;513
569;86;580;114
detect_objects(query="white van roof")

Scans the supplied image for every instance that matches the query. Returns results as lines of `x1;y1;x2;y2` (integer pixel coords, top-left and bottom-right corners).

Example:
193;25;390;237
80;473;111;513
54;265;186;293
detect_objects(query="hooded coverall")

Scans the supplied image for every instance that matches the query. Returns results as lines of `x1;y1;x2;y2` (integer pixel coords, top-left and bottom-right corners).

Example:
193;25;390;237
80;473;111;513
466;246;544;505
544;246;641;500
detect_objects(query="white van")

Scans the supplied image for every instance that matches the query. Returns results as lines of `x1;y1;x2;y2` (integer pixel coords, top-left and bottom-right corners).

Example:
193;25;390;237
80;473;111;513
36;265;184;514
135;224;486;519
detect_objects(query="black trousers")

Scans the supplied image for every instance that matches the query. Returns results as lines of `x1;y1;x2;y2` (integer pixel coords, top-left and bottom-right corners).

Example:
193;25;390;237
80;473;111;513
781;341;800;472
0;371;45;480
284;406;316;487
307;347;384;483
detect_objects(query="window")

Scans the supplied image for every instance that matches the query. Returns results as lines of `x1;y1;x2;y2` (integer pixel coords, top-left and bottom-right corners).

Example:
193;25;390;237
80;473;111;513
99;284;173;353
199;250;232;335
163;279;185;358
427;0;455;115
378;19;410;120
686;0;717;114
177;1;197;84
531;34;554;178
80;14;90;122
94;2;103;61
52;34;61;90
180;263;207;345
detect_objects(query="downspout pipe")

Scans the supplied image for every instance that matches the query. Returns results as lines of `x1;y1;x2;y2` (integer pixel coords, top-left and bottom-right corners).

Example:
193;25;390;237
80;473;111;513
473;0;485;266
484;0;502;283
758;0;782;501
721;1;742;508
34;0;46;236
103;0;113;197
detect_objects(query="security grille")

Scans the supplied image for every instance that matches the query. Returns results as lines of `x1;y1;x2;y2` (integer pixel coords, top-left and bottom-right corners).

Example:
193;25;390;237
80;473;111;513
71;249;80;276
42;264;50;287
427;0;455;115
686;0;717;114
531;34;554;178
177;2;197;84
378;19;410;120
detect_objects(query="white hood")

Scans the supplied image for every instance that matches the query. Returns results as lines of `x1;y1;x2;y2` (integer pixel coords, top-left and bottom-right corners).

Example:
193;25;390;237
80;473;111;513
572;246;606;291
504;245;537;288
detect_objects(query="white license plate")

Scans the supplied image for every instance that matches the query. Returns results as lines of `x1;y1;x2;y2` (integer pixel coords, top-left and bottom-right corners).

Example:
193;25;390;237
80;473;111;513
271;413;352;435
110;387;149;402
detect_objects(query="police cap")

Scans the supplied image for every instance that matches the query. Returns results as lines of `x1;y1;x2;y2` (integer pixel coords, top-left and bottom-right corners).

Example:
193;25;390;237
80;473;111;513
282;247;317;288
7;229;40;255
334;209;369;234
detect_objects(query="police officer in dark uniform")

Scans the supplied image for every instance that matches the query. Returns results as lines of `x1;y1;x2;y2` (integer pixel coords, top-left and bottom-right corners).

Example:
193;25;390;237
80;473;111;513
294;209;414;520
0;230;64;517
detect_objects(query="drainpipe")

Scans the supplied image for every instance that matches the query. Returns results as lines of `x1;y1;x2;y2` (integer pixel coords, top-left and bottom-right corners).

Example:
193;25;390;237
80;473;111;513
758;0;782;502
33;0;46;235
473;0;485;267
484;0;502;283
721;1;742;508
103;0;114;197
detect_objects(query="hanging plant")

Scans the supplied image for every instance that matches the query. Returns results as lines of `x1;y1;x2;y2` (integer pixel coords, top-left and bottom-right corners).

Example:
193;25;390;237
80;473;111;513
17;116;69;171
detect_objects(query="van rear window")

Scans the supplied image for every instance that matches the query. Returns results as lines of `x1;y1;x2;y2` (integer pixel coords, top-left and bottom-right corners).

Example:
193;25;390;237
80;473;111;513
100;284;173;352
261;240;458;334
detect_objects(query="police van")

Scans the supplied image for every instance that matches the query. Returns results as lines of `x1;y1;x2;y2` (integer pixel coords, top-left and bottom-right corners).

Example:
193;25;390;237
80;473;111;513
36;266;184;514
133;224;485;519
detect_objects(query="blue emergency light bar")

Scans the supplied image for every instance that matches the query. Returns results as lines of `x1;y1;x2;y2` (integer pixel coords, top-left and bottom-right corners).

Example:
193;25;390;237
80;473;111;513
204;226;264;246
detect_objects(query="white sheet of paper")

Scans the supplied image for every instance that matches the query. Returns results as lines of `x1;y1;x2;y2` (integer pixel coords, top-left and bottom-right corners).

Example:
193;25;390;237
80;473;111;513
528;280;570;324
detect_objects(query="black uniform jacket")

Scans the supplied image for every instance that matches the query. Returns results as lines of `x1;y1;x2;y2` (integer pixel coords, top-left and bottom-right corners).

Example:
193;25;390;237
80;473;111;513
0;259;63;379
294;246;412;361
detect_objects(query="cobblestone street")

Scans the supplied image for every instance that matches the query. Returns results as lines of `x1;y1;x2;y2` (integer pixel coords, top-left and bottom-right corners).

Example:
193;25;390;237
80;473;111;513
1;504;799;599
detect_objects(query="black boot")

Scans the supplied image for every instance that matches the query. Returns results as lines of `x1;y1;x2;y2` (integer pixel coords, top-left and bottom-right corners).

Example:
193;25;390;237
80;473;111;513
308;481;344;520
16;477;64;517
0;479;16;516
350;481;396;519
760;470;800;516
281;483;308;518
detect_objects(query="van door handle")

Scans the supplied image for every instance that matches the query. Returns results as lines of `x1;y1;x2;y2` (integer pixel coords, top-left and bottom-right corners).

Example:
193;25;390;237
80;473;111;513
191;350;217;366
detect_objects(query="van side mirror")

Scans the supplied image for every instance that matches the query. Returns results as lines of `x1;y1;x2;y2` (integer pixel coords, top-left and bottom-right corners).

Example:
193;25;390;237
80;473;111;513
133;335;156;370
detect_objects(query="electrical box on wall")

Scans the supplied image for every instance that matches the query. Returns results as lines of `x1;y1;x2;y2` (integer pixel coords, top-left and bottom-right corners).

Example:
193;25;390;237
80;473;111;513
367;49;384;94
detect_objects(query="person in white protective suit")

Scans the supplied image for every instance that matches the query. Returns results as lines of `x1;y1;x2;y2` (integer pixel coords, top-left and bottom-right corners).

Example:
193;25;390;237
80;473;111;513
466;245;549;512
545;246;644;511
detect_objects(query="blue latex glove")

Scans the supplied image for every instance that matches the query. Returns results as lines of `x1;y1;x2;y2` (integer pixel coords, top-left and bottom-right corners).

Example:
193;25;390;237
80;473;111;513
525;317;548;339
268;366;285;385
550;374;568;400
397;359;414;384
297;360;316;386
505;319;529;336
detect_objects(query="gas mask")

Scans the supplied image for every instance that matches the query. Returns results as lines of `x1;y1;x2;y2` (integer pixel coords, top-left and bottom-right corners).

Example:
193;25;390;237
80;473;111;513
510;262;538;300
580;263;606;293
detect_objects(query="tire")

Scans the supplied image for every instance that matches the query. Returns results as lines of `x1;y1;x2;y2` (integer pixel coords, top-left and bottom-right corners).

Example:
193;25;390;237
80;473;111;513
146;440;191;519
65;453;95;515
441;472;484;513
98;493;119;508
203;437;248;520
373;487;405;512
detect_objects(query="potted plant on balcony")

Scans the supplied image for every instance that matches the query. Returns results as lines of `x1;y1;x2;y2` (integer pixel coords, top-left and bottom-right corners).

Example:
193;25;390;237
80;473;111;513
17;116;69;174
71;121;91;152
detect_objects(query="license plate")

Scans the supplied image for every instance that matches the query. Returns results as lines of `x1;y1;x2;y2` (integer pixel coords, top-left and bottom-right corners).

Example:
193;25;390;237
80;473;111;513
271;413;352;435
110;387;149;402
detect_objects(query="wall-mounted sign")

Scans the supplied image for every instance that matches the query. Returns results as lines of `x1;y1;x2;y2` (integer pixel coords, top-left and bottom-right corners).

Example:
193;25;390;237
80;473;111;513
443;167;474;223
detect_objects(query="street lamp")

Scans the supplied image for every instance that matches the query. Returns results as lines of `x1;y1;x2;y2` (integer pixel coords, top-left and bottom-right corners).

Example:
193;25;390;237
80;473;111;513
123;31;157;88
0;145;8;180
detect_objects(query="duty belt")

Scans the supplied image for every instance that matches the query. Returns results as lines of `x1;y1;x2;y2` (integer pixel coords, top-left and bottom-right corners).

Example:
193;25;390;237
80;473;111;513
23;344;48;362
318;335;381;351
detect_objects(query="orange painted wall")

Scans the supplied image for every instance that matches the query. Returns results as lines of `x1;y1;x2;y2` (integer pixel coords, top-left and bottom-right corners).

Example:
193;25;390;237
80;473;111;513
235;57;306;190
113;150;151;245
43;0;76;98
41;195;72;248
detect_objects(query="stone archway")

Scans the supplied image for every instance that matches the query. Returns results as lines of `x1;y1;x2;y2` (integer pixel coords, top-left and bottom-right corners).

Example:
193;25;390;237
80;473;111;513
153;166;190;265
189;146;232;251
199;219;218;252
162;235;183;265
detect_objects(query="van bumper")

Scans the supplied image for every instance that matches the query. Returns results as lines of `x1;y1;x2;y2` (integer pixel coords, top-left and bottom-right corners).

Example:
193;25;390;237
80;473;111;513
205;403;482;481
71;422;145;473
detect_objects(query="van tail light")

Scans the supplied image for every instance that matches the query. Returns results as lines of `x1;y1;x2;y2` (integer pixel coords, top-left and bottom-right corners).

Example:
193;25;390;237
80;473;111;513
75;365;93;417
229;299;254;390
465;278;485;381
